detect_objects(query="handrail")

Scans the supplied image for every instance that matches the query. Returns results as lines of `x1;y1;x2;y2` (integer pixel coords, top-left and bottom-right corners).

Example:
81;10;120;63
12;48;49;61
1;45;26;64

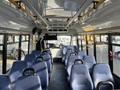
96;80;114;90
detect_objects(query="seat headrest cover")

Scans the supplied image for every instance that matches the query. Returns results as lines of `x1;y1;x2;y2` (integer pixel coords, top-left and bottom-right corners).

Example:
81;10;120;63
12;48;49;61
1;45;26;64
74;59;84;64
23;68;35;76
36;56;43;62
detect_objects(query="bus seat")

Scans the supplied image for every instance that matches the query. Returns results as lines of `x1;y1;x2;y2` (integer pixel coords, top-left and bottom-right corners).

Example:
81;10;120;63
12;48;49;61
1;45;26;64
25;54;42;65
41;52;52;74
70;63;93;90
66;53;77;66
62;46;67;55
61;46;68;62
93;64;114;90
67;55;81;76
24;54;35;62
25;54;49;89
43;49;53;64
83;55;96;74
13;68;42;90
32;60;49;89
65;49;72;66
31;50;41;58
78;51;86;59
0;75;10;90
8;61;27;83
31;50;53;74
31;51;42;60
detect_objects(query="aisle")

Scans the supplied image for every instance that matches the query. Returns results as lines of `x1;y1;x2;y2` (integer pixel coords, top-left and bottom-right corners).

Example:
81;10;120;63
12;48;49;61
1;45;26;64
48;62;71;90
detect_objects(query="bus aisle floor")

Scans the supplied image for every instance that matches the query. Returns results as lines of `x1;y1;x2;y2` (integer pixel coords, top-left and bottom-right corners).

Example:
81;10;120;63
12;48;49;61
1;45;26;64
48;62;71;90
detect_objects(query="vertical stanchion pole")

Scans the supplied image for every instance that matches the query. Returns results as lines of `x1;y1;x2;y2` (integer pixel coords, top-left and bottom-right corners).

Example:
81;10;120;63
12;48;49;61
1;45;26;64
2;34;7;74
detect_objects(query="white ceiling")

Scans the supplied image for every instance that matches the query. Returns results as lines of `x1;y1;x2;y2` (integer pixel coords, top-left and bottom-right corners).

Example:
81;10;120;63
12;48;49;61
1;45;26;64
0;0;120;34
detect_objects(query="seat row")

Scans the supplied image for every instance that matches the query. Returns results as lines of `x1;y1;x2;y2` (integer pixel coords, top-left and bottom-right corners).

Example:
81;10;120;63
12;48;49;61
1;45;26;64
62;45;114;90
0;49;53;90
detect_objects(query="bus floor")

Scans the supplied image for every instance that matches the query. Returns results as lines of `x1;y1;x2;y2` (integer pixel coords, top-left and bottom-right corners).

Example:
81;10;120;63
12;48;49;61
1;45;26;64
48;62;71;90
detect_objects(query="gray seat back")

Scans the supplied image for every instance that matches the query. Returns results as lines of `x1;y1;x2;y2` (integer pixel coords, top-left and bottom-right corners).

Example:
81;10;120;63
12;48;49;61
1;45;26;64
42;52;52;74
0;75;10;90
14;76;42;90
24;54;35;63
32;61;49;89
13;68;42;90
31;50;41;58
67;54;80;76
25;53;49;89
93;64;114;90
78;51;86;59
8;61;27;83
64;49;72;66
83;55;96;74
62;46;68;62
70;64;93;90
62;46;67;55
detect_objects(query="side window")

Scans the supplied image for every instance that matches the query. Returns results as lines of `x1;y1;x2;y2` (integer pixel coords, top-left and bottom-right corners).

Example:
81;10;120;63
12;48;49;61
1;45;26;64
0;46;2;74
0;35;3;74
96;35;108;63
21;35;29;57
7;35;19;71
112;36;120;77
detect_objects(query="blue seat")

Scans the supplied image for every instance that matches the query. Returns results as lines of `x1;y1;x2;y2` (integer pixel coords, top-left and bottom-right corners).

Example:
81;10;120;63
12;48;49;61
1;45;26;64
30;50;53;74
25;54;49;89
92;64;114;90
70;62;93;90
13;68;42;90
31;50;41;58
62;46;67;55
65;49;72;66
0;75;10;90
78;51;86;59
83;55;96;74
67;46;77;51
30;50;41;61
32;59;49;89
44;49;52;56
8;61;27;83
44;50;53;64
41;52;52;74
24;54;36;65
67;54;81;77
62;46;68;62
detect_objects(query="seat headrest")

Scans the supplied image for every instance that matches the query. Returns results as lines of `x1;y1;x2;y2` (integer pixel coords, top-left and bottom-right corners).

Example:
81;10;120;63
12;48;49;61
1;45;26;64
23;68;35;76
42;50;48;53
70;52;77;56
36;56;43;62
31;50;41;58
25;54;35;62
74;59;84;64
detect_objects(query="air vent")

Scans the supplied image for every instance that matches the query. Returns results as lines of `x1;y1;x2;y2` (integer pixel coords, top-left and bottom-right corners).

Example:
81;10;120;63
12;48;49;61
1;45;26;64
48;29;68;32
